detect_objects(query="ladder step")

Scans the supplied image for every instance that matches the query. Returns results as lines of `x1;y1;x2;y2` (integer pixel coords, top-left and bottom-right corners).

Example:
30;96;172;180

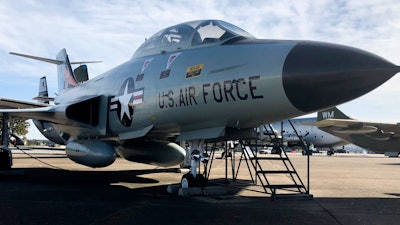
264;184;304;189
249;157;288;161
272;193;314;201
257;170;295;174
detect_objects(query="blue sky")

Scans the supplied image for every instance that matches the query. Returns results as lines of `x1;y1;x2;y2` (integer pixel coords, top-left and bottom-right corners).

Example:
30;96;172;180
1;0;400;139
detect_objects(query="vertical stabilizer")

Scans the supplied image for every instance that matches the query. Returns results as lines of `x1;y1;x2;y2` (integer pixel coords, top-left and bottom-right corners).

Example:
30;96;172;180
317;107;351;121
56;49;78;91
32;76;55;103
10;49;100;93
38;76;49;104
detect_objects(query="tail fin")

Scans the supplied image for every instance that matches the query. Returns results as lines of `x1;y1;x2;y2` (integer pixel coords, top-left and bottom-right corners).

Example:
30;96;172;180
56;49;78;91
32;76;54;104
38;76;48;100
10;49;101;93
317;107;351;121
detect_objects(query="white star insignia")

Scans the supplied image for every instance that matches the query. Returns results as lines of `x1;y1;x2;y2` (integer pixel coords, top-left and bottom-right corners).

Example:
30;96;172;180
118;82;133;120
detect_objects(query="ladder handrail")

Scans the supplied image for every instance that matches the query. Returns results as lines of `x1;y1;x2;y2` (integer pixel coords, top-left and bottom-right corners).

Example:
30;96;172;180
267;123;308;193
234;124;309;196
239;140;270;193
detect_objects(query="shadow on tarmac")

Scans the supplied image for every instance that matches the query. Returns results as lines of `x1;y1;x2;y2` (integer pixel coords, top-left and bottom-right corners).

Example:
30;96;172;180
1;168;400;225
379;163;400;166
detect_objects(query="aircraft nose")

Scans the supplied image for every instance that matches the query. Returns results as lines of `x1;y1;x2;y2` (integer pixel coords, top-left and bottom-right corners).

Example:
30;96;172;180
282;41;400;113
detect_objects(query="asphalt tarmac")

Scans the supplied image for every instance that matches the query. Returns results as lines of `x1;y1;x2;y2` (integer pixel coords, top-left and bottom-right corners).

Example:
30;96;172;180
1;149;399;225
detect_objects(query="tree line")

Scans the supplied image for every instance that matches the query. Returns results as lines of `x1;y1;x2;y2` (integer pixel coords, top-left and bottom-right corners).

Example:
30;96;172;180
0;118;30;137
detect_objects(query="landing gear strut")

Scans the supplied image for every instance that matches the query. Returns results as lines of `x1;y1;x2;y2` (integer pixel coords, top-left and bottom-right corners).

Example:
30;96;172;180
180;140;209;188
0;113;12;170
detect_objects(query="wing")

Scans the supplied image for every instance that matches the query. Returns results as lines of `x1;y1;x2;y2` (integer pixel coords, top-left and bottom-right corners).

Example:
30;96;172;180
0;95;108;137
0;97;48;109
0;97;64;123
314;119;399;134
315;119;400;153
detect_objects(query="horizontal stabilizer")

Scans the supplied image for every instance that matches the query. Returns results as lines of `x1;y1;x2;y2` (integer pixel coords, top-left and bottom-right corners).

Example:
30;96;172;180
11;50;102;92
32;96;55;102
9;52;102;64
70;60;103;65
9;52;63;64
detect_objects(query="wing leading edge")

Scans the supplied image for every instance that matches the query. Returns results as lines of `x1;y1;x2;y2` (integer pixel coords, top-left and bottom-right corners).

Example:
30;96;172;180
0;97;48;110
0;95;108;137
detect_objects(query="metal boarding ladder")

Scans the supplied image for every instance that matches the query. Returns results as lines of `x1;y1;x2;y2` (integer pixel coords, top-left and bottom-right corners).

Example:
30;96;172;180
236;124;312;200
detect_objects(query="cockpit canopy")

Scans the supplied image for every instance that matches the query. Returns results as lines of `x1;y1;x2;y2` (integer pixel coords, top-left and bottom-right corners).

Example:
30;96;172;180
133;20;255;58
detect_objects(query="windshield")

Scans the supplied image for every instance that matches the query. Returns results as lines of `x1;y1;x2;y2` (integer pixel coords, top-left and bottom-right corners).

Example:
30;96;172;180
133;20;255;58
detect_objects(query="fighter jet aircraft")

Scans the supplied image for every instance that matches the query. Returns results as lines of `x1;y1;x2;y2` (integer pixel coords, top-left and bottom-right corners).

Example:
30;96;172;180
311;107;400;157
1;20;399;185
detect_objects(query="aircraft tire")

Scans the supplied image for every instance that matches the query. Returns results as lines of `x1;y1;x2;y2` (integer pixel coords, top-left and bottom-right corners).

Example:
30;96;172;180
181;173;196;188
0;150;11;170
195;174;207;187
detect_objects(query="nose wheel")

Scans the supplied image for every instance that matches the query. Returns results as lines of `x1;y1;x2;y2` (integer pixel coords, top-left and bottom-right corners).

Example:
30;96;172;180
181;173;207;188
180;148;209;188
181;173;196;188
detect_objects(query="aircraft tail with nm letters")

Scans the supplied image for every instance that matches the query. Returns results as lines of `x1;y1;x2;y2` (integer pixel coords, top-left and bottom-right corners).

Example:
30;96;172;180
317;107;352;121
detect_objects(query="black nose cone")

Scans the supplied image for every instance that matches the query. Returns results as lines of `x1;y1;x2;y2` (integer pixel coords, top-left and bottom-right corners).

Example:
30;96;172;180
283;41;399;113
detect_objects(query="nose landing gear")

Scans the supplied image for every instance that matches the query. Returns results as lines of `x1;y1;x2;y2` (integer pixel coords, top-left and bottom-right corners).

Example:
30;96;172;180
180;149;209;188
